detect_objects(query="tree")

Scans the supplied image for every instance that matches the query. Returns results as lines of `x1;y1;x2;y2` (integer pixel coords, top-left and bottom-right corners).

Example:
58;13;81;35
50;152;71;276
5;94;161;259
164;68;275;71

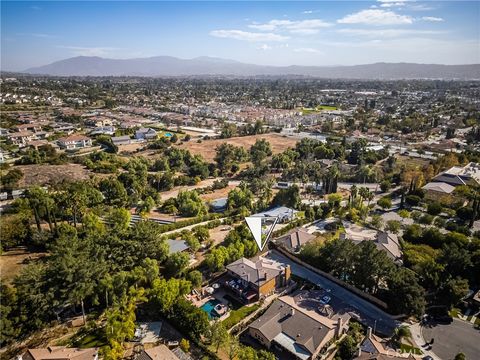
439;277;469;309
336;335;357;360
187;270;203;288
250;139;272;166
98;178;128;207
393;325;411;346
272;185;301;209
105;208;131;234
370;214;384;230
454;353;466;360
380;180;391;193
387;267;425;317
193;226;210;243
176;190;207;217
227;187;254;212
165;252;190;276
1;168;23;191
210;321;228;353
227;335;240;360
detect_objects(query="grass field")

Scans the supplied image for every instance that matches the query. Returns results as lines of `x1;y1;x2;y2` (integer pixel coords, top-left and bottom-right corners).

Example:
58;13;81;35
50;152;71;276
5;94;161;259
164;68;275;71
301;105;337;114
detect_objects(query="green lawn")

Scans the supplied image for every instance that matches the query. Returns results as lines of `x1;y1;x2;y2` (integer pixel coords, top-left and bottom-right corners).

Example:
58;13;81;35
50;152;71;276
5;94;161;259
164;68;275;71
222;304;260;329
72;327;108;349
400;343;423;355
316;105;337;111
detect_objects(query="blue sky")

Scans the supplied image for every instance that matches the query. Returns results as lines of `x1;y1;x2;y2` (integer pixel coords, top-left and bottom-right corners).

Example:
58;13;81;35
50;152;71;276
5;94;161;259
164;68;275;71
1;1;479;71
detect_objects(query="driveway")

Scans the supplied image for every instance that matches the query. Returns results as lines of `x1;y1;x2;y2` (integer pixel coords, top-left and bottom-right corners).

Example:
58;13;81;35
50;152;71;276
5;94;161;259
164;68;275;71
264;250;399;336
422;318;480;360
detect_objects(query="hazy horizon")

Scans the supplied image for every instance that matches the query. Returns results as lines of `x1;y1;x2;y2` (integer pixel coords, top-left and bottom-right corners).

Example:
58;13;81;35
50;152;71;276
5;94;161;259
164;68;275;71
2;1;479;71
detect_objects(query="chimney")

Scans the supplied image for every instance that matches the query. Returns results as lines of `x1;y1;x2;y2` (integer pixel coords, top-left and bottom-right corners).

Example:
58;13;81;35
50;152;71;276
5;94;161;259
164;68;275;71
336;317;343;337
367;327;372;339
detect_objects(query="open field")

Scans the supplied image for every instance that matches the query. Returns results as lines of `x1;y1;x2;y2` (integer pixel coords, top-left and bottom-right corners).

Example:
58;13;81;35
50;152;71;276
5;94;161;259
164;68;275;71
16;164;92;187
0;248;47;283
177;133;298;162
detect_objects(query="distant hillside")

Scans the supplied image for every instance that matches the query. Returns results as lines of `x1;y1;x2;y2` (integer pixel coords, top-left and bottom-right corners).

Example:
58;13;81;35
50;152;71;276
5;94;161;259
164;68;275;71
23;56;480;80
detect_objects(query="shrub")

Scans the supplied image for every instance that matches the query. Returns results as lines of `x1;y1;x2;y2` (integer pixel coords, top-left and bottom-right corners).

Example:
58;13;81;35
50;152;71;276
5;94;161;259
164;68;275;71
419;214;434;225
406;195;421;206
427;202;443;216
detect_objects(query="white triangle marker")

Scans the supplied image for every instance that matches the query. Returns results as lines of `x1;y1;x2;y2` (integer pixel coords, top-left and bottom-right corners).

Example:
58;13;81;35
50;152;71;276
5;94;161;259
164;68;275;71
245;216;278;251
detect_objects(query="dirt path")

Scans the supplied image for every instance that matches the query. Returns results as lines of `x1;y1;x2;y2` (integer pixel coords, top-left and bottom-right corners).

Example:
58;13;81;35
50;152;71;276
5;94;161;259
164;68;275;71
0;248;47;283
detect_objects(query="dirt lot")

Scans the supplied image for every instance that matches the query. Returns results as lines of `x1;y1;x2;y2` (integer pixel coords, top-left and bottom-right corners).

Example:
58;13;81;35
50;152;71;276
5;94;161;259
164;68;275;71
15;164;92;187
0;248;47;283
177;133;298;162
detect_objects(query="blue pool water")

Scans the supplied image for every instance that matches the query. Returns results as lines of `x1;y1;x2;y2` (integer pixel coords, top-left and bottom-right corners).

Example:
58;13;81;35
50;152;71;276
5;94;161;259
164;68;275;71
165;132;173;137
200;299;221;319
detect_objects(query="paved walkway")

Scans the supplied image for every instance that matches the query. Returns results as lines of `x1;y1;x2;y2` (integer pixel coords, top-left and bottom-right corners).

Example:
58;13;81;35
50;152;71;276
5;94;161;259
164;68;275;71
408;322;441;360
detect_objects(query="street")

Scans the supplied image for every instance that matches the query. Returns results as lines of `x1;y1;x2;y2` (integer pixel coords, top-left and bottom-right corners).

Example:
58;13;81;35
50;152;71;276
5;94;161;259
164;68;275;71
264;250;400;336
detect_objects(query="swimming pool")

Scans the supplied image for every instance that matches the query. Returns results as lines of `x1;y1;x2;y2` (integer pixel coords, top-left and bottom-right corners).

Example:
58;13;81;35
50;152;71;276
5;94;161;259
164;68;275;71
200;299;221;319
165;132;173;137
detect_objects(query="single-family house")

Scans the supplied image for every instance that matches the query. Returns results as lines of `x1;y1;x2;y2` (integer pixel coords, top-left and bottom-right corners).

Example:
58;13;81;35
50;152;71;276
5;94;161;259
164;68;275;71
253;206;298;223
7;131;36;146
89;126;115;136
275;228;316;253
225;252;291;301
58;135;92;150
20;346;98;360
354;328;416;360
137;345;179;360
249;293;350;360
112;135;132;146
422;182;456;202
341;221;402;261
432;162;480;187
135;127;158;140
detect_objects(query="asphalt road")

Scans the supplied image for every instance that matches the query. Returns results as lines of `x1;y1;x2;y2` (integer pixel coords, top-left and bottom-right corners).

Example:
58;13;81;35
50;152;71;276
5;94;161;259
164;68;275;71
265;250;399;336
422;319;480;360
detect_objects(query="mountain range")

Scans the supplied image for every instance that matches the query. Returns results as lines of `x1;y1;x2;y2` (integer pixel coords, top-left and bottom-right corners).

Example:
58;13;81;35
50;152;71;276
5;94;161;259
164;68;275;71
23;56;480;80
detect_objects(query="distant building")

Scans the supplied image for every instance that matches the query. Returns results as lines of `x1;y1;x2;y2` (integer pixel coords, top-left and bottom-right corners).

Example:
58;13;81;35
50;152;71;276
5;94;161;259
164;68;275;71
432;162;480;187
341;221;402;261
58;135;92;150
253;206;298;223
167;239;190;255
135;127;158;140
249;293;350;360
20;346;98;360
210;197;228;212
422;182;456;202
89;126;115;136
276;228;316;253
7;131;36;146
226;252;291;301
111;135;132;146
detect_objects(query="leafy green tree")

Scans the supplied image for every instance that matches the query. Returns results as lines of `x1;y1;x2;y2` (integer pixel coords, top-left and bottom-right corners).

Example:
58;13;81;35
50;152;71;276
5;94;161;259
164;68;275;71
250;139;272;166
336;335;357;360
105;208;131;234
187;270;203;288
387;267;426;317
210;321;228;353
439;277;469;309
165;252;190;276
228;186;254;212
193;226;210;242
272;185;301;209
99;178;129;207
176;190;207;217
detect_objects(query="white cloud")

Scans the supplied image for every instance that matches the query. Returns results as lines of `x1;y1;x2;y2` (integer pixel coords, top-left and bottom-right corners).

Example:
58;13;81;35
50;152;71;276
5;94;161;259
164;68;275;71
249;19;332;34
294;47;322;54
303;10;314;14
338;9;413;25
422;16;444;22
57;46;121;57
337;28;445;38
210;30;288;42
257;44;272;50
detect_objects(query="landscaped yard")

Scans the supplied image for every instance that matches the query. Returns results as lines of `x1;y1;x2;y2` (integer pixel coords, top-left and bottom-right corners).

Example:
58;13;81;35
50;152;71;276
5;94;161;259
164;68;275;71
399;343;423;355
222;304;260;329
